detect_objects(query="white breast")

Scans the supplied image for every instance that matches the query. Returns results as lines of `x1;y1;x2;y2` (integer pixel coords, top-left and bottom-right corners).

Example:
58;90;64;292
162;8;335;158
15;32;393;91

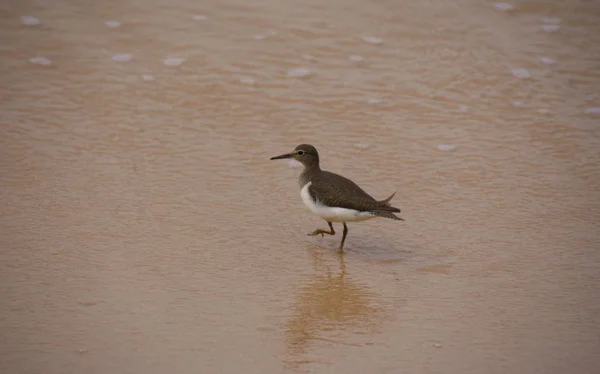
299;182;376;223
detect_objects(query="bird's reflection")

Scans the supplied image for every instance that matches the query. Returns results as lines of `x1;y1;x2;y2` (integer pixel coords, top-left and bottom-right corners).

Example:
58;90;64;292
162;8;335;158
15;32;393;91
284;246;385;367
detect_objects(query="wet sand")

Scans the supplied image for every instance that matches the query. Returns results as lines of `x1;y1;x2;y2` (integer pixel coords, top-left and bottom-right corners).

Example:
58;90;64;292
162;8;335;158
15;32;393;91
1;0;600;373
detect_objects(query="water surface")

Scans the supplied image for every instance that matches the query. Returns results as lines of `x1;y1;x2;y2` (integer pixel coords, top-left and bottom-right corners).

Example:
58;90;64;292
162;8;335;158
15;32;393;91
1;0;599;373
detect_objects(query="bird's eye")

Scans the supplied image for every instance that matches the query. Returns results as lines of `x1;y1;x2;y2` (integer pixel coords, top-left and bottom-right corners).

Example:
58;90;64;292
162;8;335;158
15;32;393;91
297;150;304;156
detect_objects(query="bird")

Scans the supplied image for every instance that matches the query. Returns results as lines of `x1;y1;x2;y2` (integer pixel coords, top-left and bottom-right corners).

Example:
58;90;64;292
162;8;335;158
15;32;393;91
270;144;404;252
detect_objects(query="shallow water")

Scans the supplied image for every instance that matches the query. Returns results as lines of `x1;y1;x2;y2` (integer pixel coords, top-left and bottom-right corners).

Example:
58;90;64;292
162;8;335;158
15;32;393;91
1;0;600;373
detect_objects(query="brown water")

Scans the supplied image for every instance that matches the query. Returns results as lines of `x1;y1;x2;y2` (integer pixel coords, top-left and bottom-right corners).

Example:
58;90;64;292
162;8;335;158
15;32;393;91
1;0;600;373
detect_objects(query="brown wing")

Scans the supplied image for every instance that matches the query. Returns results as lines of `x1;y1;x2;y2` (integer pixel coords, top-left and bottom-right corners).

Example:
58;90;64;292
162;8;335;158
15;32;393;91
309;171;401;213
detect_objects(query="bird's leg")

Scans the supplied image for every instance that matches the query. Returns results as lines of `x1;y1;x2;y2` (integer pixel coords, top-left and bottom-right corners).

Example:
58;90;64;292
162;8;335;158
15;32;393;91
338;223;348;252
308;221;335;237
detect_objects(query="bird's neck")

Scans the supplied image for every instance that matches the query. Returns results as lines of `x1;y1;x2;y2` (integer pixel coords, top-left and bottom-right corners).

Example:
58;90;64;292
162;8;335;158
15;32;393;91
299;163;321;187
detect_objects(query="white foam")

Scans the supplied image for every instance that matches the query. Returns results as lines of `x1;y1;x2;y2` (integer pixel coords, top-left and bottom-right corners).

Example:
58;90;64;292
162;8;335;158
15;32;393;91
511;68;531;79
437;144;456;151
494;3;514;11
287;68;311;77
584;107;600;114
21;16;40;26
512;100;524;107
538;108;550;114
29;57;51;65
112;53;132;62
142;75;155;81
240;77;255;84
253;31;277;40
105;20;121;28
366;97;382;104
458;105;469;112
540;24;560;32
362;36;383;45
164;58;185;66
354;143;370;149
192;15;207;21
540;57;556;65
349;55;365;62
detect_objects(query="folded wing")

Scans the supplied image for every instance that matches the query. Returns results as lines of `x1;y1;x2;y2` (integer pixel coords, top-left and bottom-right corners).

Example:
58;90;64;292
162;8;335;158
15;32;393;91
309;171;401;213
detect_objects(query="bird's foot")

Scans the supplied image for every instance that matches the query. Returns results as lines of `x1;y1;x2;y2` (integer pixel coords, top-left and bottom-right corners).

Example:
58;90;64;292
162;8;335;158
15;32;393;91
307;229;333;237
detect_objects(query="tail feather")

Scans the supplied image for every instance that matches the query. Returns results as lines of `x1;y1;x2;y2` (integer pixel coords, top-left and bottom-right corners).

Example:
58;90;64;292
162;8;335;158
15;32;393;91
374;191;402;213
373;211;404;221
379;191;396;205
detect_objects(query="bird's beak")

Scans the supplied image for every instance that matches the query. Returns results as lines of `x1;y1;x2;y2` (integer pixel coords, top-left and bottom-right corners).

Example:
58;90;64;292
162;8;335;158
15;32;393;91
270;152;294;160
